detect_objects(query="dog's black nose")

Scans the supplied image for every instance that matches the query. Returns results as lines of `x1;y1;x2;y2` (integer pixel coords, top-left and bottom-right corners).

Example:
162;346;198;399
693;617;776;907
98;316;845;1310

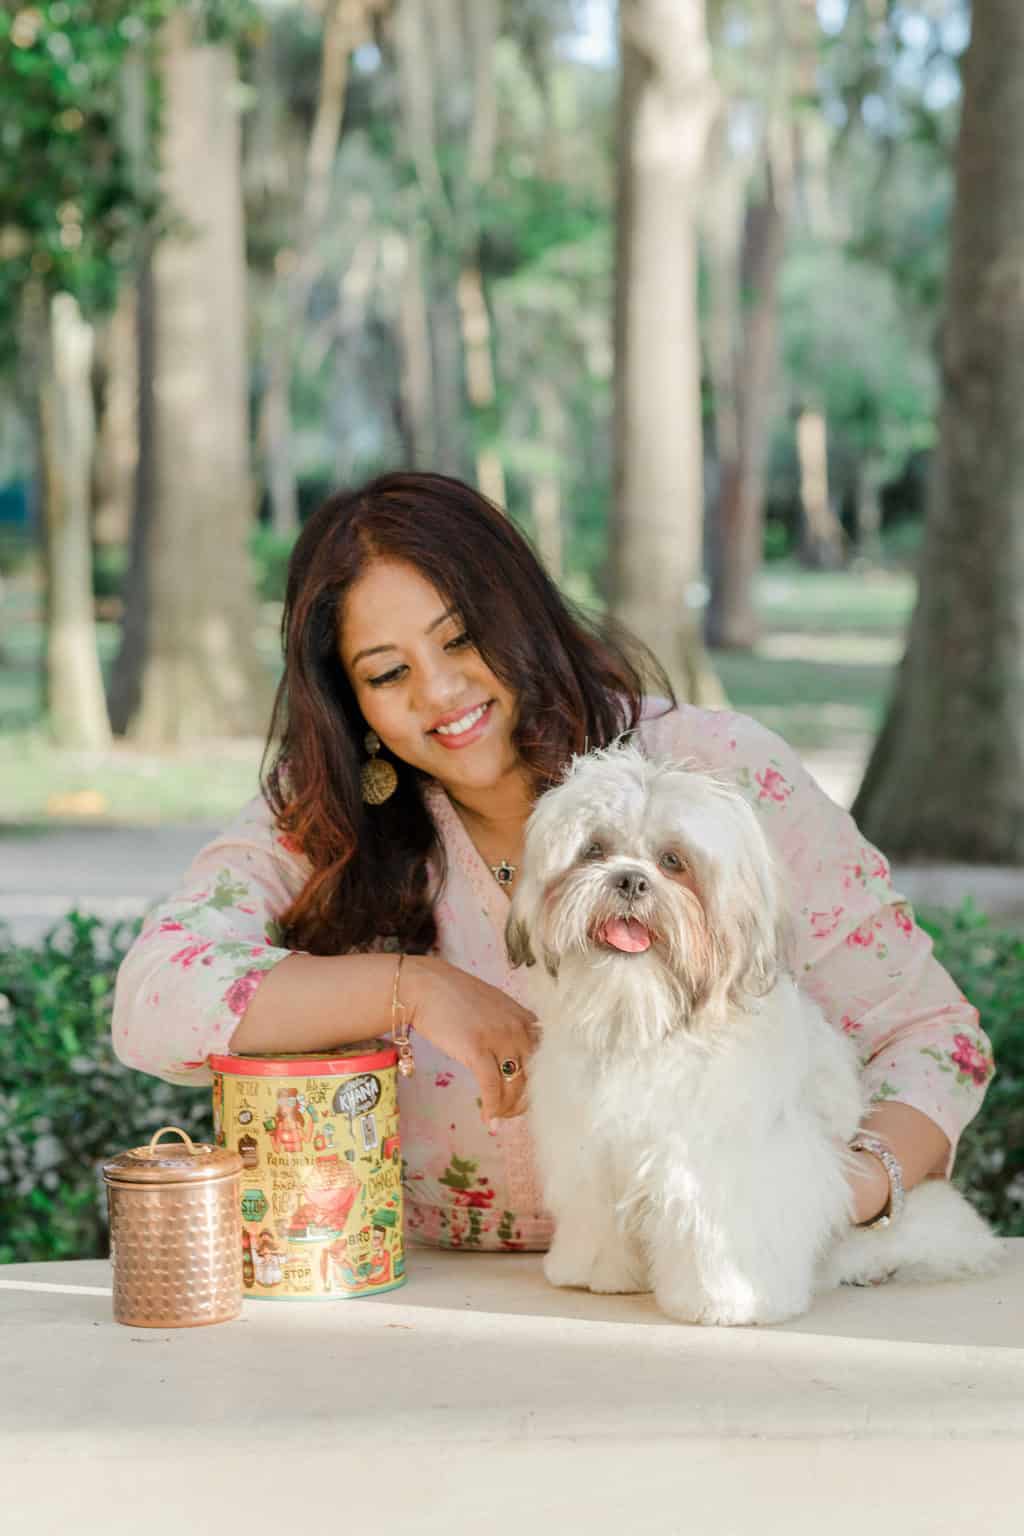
613;868;649;901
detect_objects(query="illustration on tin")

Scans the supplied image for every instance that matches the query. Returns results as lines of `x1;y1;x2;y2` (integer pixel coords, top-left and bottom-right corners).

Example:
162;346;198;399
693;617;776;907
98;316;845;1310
253;1229;286;1287
266;1087;313;1152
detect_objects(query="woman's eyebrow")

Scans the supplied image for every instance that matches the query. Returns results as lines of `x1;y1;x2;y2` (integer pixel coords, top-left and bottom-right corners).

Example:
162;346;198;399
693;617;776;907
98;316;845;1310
350;606;458;667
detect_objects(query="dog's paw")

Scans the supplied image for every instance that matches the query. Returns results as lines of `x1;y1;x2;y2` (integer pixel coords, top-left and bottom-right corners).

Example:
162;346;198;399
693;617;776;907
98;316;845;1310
657;1282;807;1327
543;1242;597;1291
588;1247;649;1295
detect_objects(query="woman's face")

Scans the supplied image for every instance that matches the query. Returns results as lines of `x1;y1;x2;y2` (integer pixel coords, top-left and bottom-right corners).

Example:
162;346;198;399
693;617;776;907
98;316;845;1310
339;558;522;800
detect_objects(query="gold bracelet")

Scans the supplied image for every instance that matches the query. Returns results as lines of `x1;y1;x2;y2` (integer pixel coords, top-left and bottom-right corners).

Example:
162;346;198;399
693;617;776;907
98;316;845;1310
391;953;415;1078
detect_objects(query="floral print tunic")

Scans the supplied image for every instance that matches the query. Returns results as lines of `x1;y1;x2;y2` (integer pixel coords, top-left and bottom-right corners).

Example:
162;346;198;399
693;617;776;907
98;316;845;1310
112;703;994;1251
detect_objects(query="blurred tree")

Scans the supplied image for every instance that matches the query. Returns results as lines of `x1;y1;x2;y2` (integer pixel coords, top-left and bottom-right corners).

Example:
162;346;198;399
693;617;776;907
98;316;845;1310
854;0;1024;862
611;0;721;701
0;3;156;747
112;7;269;743
391;0;503;496
704;0;795;650
259;0;388;537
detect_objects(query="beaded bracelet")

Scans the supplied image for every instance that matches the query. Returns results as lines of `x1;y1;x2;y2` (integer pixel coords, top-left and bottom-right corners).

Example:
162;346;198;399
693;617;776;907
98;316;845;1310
391;953;415;1078
849;1131;905;1229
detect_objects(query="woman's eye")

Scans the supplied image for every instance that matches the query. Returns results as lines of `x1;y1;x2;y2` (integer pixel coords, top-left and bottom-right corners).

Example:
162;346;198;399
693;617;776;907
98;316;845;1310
445;631;473;651
367;664;407;688
660;851;686;873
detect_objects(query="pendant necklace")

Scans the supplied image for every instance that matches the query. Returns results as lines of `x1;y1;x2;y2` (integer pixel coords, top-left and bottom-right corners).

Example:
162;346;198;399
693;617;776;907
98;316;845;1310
490;860;517;887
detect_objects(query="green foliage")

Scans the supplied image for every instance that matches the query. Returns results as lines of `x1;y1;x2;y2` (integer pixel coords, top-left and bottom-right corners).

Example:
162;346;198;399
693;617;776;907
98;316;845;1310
918;904;1024;1237
0;0;259;363
0;2;161;351
0;912;212;1264
249;524;297;604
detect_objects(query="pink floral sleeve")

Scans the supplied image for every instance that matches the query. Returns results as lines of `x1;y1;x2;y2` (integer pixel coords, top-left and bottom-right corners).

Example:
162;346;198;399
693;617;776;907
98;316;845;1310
111;794;311;1086
641;704;995;1175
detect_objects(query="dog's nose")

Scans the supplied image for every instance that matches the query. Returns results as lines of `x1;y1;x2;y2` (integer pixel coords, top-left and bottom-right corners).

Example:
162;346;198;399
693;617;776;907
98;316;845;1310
613;868;649;901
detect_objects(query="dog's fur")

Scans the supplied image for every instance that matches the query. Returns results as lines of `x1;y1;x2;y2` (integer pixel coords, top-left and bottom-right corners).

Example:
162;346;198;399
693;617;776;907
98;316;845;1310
507;744;1001;1326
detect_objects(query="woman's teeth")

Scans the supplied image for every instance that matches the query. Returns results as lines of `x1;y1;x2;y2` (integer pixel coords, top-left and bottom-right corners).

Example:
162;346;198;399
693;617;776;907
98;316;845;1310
435;703;488;737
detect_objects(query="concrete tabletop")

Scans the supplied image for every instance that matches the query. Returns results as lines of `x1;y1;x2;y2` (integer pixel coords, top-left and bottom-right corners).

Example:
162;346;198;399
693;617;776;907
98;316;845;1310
3;1243;1024;1535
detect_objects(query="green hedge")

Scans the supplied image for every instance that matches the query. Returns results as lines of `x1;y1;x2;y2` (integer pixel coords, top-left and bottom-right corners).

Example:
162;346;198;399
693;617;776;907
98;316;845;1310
0;904;1021;1265
917;903;1024;1235
0;914;212;1264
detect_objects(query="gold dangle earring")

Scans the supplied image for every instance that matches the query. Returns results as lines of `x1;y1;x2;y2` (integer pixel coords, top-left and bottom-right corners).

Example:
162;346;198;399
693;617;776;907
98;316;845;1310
361;730;398;805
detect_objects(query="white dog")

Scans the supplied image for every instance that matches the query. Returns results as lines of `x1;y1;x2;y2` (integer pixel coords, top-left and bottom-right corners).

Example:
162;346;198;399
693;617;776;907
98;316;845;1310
506;744;1000;1326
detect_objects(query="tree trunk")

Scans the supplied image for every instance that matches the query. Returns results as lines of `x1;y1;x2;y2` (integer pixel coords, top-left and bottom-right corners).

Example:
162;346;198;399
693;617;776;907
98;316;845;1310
93;283;137;550
707;161;787;650
610;0;722;703
531;376;566;582
37;293;112;750
795;407;844;568
395;222;437;466
261;0;382;536
108;245;154;735
125;14;268;745
853;2;1024;862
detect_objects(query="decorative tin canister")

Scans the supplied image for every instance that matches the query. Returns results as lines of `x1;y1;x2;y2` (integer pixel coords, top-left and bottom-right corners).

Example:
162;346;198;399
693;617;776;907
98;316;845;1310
103;1126;243;1328
208;1042;405;1301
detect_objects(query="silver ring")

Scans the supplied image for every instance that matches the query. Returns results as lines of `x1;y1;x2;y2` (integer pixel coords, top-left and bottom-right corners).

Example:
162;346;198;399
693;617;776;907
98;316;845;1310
499;1058;522;1080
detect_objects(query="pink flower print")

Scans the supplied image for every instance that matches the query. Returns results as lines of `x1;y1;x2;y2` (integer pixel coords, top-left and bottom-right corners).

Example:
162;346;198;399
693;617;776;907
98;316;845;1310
277;833;304;856
810;907;844;940
754;765;793;804
951;1034;992;1086
841;861;865;891
841;1014;862;1036
169;941;215;969
893;905;914;936
434;1071;455;1087
224;968;266;1017
238;904;257;915
159;919;186;934
846;919;876;949
869;852;890;882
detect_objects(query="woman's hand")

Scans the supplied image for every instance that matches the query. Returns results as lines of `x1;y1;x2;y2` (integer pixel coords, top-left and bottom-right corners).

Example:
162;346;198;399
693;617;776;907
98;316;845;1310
402;954;539;1124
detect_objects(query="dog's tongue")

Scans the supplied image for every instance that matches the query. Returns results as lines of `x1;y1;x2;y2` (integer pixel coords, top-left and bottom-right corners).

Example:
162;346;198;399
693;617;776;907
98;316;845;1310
601;917;652;953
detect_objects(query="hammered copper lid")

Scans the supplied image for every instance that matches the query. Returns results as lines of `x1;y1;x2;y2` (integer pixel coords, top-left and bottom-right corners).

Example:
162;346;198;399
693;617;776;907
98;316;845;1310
103;1126;243;1185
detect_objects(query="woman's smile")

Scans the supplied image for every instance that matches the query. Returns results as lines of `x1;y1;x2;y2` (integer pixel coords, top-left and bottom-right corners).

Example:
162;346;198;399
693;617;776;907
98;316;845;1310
429;699;495;748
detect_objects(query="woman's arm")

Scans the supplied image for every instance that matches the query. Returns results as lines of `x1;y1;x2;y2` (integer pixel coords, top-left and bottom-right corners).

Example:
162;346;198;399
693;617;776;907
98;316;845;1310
846;1102;951;1224
653;706;995;1213
232;949;537;1123
111;794;310;1084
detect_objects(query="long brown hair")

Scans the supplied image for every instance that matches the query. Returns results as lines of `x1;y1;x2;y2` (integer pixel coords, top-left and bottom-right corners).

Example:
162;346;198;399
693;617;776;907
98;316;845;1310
261;471;675;954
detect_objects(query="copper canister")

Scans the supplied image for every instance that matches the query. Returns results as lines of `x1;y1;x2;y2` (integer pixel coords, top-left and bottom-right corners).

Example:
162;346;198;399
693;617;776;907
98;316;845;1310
103;1126;243;1328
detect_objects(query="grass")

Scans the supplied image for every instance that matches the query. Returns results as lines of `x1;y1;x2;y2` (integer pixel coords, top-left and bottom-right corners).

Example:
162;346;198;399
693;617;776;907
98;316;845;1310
711;564;913;752
0;560;915;826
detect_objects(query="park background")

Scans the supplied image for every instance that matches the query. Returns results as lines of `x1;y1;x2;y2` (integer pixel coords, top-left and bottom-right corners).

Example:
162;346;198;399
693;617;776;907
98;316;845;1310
0;0;1021;1263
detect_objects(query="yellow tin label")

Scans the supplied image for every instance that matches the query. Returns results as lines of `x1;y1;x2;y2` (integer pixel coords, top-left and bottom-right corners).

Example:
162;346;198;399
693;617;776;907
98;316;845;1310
212;1050;405;1301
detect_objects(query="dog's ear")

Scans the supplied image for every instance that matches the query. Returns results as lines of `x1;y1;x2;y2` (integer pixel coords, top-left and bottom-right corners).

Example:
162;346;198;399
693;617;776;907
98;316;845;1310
505;914;536;969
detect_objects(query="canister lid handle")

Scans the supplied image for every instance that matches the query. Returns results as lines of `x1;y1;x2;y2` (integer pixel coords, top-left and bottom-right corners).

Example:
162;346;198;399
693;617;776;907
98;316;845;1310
148;1126;196;1155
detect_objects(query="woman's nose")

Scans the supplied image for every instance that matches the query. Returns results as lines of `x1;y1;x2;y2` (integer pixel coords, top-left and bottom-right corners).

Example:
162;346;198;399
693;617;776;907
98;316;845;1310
415;654;467;713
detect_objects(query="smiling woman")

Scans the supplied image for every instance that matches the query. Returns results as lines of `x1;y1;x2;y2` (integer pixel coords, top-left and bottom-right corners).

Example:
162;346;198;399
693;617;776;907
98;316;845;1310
112;470;995;1255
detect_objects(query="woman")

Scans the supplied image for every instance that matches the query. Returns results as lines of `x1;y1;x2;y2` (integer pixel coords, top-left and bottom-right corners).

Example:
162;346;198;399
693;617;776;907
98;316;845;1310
112;471;993;1252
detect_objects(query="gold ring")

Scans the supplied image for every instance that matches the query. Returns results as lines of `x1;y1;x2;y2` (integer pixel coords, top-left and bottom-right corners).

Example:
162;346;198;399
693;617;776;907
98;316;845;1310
499;1058;522;1079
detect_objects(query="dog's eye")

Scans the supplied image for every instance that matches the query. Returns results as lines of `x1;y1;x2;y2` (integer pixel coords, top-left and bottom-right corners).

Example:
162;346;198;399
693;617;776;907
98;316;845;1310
582;841;605;861
660;851;687;873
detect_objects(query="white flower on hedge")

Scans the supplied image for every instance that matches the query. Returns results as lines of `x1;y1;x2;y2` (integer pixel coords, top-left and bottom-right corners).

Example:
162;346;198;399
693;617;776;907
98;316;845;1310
32;1134;63;1172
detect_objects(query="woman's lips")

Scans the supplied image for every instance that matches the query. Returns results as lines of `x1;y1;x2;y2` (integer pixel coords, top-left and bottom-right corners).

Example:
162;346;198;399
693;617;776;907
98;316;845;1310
429;700;494;750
